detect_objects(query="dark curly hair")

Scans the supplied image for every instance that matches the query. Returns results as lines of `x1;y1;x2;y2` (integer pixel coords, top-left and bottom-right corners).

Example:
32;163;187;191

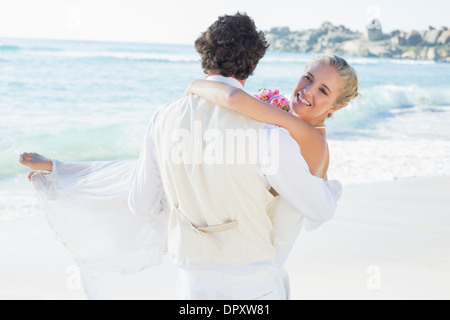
195;12;269;80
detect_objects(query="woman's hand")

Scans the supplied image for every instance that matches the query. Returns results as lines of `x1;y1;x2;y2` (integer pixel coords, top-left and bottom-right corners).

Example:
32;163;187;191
183;80;200;97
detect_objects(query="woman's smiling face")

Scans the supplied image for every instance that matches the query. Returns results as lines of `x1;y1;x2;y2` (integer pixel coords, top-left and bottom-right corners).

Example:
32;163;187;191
289;61;343;126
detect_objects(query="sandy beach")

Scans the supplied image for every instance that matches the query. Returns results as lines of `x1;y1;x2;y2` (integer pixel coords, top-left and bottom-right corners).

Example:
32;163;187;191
287;176;450;300
1;176;449;300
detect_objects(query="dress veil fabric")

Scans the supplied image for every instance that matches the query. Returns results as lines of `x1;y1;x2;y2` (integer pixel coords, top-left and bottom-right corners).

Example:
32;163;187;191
31;159;167;274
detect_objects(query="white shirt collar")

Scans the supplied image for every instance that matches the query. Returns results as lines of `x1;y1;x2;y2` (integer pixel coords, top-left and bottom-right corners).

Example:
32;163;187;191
206;75;244;90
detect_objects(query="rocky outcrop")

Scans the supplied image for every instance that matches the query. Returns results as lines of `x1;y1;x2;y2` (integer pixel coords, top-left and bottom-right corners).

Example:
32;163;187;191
265;22;450;63
438;30;450;44
405;31;422;46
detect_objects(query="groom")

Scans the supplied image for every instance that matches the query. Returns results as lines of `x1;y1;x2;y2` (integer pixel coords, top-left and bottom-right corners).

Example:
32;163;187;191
129;12;338;300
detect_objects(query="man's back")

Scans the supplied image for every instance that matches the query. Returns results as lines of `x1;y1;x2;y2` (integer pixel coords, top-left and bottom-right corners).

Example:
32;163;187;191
151;94;277;266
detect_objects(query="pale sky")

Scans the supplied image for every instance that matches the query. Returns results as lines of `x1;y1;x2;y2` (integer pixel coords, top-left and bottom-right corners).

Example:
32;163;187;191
0;0;448;44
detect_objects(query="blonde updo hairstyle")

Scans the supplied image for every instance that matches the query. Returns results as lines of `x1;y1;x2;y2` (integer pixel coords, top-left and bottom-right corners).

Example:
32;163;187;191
306;54;359;117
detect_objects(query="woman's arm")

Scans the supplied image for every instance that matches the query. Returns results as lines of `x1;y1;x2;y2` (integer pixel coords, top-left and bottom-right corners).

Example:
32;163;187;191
186;80;327;177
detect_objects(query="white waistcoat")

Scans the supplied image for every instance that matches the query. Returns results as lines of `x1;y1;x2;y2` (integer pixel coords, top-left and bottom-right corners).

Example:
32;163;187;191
152;95;276;266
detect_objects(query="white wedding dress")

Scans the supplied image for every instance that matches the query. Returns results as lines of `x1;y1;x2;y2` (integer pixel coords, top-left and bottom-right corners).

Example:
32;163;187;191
31;160;167;275
30;159;341;298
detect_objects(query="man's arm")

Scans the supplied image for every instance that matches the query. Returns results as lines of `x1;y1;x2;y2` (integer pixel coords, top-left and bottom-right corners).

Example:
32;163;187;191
128;112;166;222
258;125;341;229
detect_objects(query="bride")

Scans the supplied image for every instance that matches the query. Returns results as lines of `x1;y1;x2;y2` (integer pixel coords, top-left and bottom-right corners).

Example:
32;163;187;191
19;54;358;298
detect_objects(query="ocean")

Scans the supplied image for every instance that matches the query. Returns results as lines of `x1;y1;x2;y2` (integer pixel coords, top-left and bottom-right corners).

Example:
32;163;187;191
1;37;450;220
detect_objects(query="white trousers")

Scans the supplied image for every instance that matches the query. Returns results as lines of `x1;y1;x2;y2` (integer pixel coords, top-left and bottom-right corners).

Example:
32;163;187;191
76;257;178;300
176;267;290;300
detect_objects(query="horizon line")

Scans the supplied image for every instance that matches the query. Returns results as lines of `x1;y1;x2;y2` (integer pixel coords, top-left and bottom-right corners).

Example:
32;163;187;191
0;35;194;46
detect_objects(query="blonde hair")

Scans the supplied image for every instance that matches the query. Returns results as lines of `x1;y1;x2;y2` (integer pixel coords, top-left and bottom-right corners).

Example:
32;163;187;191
306;54;359;116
